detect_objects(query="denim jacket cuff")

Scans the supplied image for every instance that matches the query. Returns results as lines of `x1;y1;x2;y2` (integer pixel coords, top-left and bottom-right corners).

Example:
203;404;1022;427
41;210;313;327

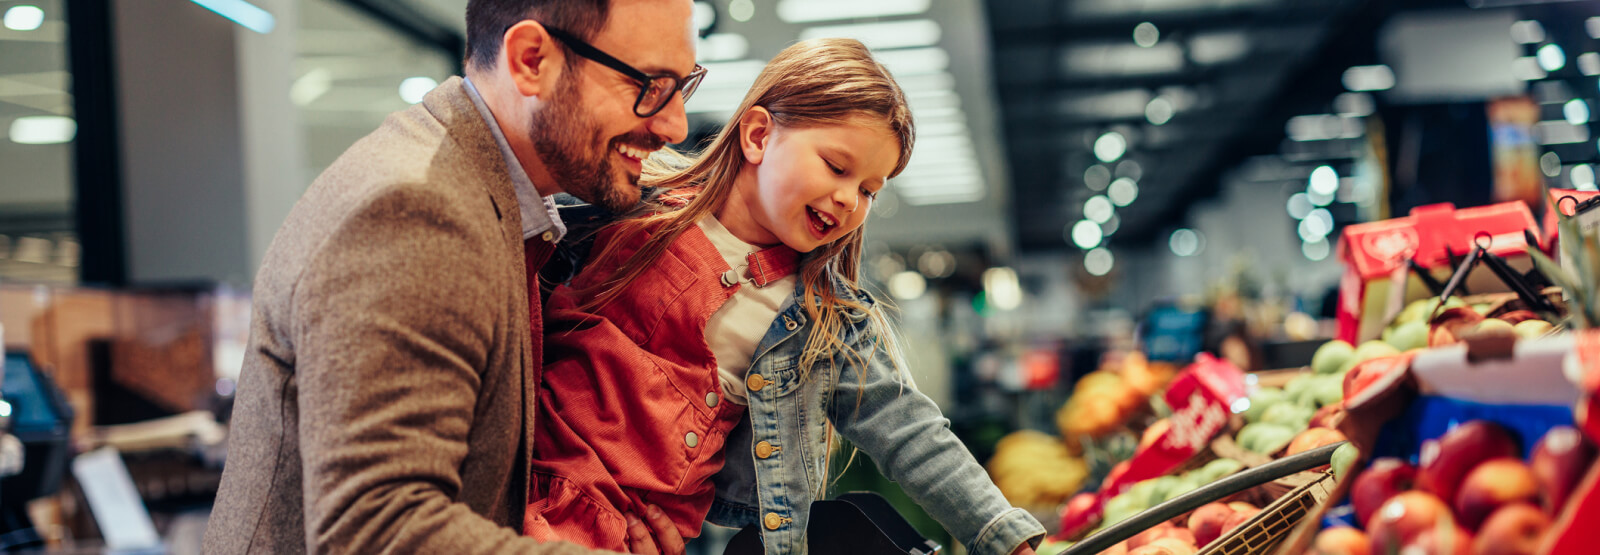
968;507;1046;555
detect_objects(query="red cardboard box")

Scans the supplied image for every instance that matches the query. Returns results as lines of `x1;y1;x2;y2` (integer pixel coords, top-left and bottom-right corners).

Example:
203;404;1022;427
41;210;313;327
1336;202;1539;343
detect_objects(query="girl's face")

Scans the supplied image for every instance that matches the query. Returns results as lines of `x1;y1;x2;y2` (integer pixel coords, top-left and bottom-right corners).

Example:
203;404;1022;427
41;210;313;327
726;111;901;253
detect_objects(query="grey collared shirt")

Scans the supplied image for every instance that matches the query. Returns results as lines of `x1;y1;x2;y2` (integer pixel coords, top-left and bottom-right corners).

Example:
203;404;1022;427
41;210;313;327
461;77;566;243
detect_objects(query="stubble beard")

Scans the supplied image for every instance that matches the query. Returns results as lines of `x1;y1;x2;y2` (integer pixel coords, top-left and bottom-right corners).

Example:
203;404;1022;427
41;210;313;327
528;77;640;213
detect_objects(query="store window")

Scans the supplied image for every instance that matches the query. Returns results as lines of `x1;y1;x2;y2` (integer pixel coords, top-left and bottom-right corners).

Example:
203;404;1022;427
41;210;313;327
294;0;457;184
0;0;76;284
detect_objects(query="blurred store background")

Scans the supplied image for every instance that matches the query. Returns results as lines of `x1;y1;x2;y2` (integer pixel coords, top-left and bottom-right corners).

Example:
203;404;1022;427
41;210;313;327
1;0;1598;552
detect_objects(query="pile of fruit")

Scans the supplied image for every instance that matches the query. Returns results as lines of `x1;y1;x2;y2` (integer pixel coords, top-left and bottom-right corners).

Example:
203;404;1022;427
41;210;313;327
987;430;1090;508
1226;339;1367;458
1311;421;1596;554
1039;488;1260;555
1055;352;1176;443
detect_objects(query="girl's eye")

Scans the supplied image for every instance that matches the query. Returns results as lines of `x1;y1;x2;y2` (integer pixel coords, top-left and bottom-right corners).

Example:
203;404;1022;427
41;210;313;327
824;159;845;175
861;187;879;200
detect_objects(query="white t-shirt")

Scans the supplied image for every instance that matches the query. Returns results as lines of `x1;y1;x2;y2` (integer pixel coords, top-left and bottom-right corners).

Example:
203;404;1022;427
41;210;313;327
698;216;797;406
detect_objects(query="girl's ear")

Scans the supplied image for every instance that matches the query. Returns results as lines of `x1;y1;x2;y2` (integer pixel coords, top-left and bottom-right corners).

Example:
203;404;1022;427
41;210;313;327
739;106;774;165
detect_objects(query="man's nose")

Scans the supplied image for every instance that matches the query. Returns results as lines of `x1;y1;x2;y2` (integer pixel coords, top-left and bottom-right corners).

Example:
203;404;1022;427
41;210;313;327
647;94;690;145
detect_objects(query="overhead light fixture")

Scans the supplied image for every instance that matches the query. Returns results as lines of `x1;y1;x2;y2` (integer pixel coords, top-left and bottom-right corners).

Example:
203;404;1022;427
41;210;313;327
874;47;950;76
1341;65;1395;92
1145;96;1174;125
1335;92;1375;117
1084;165;1111;191
1085;247;1114;276
189;0;275;34
1133;22;1159;48
1302;238;1331;261
1061;43;1185;76
888;270;927;300
1094;131;1127;163
1542;152;1562;177
1083;195;1114;224
1189;31;1250;65
1287;114;1362;142
1567;99;1591;126
776;0;929;23
1571;164;1596;190
698;33;750;62
1170;228;1202;257
1070;220;1103;250
1590;16;1600;39
1579;52;1600;76
1116;160;1143;181
1102;213;1121;236
1287;192;1312;219
728;0;754;22
1512;57;1548;81
1308;165;1339;196
982;267;1023;311
693;1;716;33
1108;178;1138;206
9;115;75;144
1536;121;1590;145
800;19;941;50
399;77;437;104
1538;43;1566;72
1510;20;1545;44
4;5;44;31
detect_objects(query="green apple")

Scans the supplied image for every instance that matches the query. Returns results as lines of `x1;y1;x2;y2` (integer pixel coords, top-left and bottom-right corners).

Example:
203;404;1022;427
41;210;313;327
1330;442;1359;481
1261;403;1315;429
1514;319;1554;339
1310;374;1345;407
1384;320;1428;352
1472;303;1492;315
1196;458;1245;482
1242;387;1286;422
1473;318;1515;336
1311;340;1355;375
1237;422;1298;454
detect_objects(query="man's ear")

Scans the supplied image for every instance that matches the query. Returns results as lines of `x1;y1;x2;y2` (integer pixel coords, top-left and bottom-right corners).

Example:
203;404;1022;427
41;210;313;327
503;20;562;98
739;106;774;165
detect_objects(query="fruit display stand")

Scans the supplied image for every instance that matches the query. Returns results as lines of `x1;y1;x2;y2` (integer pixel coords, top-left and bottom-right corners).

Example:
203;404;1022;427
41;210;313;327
1272;333;1591;554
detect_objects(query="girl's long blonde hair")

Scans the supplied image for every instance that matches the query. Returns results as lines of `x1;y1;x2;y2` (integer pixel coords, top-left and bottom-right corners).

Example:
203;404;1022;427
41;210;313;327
574;38;915;494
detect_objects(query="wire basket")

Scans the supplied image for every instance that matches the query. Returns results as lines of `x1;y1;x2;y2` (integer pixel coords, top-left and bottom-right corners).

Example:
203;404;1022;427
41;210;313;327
1196;471;1336;555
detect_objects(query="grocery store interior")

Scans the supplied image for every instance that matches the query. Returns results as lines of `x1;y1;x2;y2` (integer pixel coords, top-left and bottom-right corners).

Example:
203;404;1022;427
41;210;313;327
3;0;1599;553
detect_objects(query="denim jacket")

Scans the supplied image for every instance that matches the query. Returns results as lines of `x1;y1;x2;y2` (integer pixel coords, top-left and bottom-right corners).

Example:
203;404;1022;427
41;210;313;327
548;196;1044;555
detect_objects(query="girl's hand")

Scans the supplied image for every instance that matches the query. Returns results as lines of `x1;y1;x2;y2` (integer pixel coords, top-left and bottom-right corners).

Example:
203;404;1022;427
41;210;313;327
1010;544;1037;555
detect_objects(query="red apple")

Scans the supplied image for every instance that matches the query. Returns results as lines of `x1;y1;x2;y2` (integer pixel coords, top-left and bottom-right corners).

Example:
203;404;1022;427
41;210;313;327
1221;510;1254;538
1455;458;1542;531
1417;421;1521;507
1187;502;1233;547
1401;523;1473;555
1129;522;1175;549
1470;503;1549;555
1367;491;1454;553
1310;403;1345;429
1130;537;1198;555
1350;457;1418;525
1288;428;1348;458
1311;526;1371;555
1529;425;1597;515
1104;541;1129;555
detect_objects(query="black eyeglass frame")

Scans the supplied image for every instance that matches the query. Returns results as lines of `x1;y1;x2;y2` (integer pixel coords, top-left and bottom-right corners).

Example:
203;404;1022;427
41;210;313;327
541;24;707;118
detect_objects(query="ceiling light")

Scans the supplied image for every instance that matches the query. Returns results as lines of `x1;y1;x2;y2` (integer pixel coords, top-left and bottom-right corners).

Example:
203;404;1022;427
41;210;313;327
1542;152;1562;177
693;1;716;32
776;0;928;23
1084;195;1114;224
1287;114;1362;142
1579;53;1600;76
1070;220;1103;249
1510;20;1545;44
1571;164;1596;190
1287;193;1312;219
800;19;941;50
189;0;275;34
1303;238;1331;261
1094;131;1127;163
1512;57;1548;81
1102;213;1120;236
728;0;754;22
1566;99;1591;125
1335;92;1374;117
1133;22;1159;48
9;115;75;144
4;5;43;31
698;33;750;62
888;271;927;300
399;77;437;104
1341;65;1395;92
1061;42;1185;76
1536;121;1590;145
1538;43;1566;72
1108;178;1138;206
1188;31;1250;65
1084;165;1111;190
1170;228;1202;257
983;267;1023;311
917;249;956;278
874;47;949;77
1308;165;1339;196
1145;96;1174;125
1590;17;1600;39
1298;219;1326;243
1085;248;1114;276
1116;160;1143;181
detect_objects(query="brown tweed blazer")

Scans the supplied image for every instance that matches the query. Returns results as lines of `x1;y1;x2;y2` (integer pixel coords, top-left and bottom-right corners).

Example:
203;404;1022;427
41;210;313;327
203;77;595;554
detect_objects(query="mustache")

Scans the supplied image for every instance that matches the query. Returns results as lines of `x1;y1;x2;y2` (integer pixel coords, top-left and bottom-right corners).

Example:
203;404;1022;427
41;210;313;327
611;132;666;153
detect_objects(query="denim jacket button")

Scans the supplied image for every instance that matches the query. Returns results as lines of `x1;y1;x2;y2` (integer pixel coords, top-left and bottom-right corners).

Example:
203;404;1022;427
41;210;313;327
705;392;719;408
783;316;798;331
746;374;767;392
755;441;775;459
763;512;783;530
685;431;699;448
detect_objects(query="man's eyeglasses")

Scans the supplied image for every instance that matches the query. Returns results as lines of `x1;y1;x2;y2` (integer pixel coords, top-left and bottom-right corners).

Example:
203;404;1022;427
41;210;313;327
542;25;707;118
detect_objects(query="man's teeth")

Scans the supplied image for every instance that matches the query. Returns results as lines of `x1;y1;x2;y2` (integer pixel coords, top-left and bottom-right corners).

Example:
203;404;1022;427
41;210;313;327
616;144;651;160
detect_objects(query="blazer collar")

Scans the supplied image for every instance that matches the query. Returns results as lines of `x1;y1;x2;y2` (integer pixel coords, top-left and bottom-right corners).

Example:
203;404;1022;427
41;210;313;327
420;76;522;241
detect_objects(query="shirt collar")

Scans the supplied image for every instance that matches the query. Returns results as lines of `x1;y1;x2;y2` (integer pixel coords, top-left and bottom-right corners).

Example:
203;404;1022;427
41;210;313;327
461;77;566;243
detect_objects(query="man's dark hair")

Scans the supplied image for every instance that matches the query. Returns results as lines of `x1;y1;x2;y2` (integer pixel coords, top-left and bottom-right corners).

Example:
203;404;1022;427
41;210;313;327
464;0;610;72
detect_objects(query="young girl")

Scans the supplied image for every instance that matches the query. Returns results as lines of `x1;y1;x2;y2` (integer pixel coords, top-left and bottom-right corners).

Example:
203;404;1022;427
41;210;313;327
526;39;1044;555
